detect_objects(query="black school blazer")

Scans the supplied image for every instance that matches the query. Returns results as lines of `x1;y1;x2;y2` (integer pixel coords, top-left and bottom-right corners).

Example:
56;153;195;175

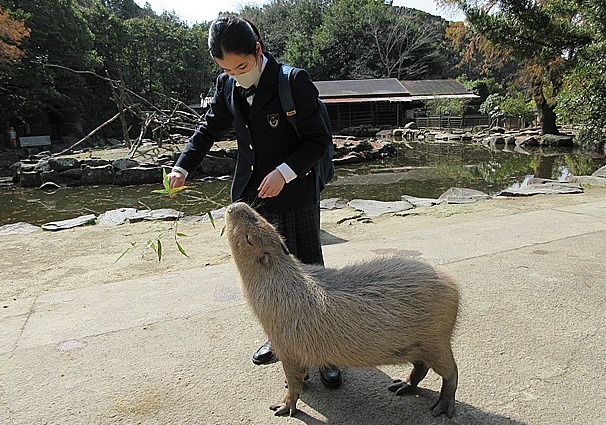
174;53;331;213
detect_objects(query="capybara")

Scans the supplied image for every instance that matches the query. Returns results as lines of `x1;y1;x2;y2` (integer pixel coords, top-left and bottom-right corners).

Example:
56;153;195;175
225;201;460;417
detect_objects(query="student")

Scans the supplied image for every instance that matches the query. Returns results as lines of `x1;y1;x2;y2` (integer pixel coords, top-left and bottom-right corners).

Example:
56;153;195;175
167;15;341;388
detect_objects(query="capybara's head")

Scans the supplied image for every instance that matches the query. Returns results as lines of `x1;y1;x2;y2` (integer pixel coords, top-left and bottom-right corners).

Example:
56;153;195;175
225;202;291;270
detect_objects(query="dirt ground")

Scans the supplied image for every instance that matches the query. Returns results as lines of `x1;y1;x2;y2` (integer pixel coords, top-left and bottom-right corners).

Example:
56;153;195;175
3;185;605;302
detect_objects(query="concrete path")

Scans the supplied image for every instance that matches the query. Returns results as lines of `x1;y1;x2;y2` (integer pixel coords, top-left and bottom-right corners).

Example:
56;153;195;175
1;198;605;425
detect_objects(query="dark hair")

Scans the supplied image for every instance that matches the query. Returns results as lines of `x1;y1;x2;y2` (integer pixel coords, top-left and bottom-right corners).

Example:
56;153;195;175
208;15;264;59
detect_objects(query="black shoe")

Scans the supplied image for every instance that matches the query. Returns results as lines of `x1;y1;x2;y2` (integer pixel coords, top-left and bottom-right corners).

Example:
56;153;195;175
319;366;342;388
252;341;276;365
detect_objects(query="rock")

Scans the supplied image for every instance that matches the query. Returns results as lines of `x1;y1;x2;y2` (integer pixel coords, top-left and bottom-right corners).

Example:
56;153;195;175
199;155;236;177
199;207;227;222
438;187;491;204
566;175;606;187
592;165;606;178
497;178;583;196
81;164;115;185
98;208;138;227
404;122;417;129
39;181;62;191
59;168;83;180
128;208;184;222
0;150;20;168
541;134;574;147
114;166;163;186
320;198;348;210
112;158;139;170
0;222;41;235
20;171;41;188
401;195;440;208
42;214;97;231
81;158;112;167
347;199;414;217
49;157;79;172
516;136;540;147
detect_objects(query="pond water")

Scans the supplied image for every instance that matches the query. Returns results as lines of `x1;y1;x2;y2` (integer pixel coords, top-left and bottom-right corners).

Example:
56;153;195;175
1;141;603;227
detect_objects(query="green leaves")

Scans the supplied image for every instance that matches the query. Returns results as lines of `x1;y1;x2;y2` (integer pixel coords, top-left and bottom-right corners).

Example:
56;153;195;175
151;168;189;196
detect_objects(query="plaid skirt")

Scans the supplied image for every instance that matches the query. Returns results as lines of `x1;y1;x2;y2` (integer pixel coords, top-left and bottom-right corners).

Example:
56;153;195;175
253;201;324;266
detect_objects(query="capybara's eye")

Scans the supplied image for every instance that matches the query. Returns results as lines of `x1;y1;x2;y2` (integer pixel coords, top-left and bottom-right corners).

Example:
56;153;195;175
246;234;253;246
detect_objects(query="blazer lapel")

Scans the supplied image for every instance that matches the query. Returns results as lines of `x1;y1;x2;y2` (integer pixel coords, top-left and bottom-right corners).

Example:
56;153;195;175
249;54;280;120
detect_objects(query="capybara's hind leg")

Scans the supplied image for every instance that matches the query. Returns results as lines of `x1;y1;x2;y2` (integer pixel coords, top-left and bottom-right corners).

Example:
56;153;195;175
430;352;458;418
388;361;429;395
269;360;307;416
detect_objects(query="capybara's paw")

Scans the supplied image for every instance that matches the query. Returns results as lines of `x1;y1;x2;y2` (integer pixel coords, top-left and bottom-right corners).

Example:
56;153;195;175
431;397;455;417
270;402;297;416
388;379;415;395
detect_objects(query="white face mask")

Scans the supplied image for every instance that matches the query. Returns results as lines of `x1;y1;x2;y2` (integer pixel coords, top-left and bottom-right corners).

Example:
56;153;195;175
232;55;262;89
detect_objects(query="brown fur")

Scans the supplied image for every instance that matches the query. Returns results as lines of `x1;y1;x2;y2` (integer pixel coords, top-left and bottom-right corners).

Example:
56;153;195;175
225;202;460;417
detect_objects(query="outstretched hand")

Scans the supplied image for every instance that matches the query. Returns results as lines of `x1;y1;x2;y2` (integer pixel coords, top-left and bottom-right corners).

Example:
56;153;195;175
258;169;285;198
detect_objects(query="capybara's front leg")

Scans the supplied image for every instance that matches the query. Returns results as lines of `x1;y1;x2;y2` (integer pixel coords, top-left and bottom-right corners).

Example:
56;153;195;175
269;360;307;416
388;360;429;395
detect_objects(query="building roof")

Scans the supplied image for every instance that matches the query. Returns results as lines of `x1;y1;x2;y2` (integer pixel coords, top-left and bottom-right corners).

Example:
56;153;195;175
314;78;408;98
400;79;471;96
313;78;477;104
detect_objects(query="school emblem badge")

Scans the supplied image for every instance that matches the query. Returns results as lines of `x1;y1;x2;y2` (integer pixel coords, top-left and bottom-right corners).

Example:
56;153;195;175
267;113;279;129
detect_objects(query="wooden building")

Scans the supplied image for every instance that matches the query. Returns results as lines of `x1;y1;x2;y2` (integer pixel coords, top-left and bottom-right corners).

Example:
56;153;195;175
314;78;478;133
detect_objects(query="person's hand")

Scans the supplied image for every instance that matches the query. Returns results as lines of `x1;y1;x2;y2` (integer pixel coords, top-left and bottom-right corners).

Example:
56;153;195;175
258;169;285;198
167;170;186;197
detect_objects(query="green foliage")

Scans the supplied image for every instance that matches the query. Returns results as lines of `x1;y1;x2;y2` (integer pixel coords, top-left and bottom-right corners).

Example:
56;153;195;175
425;97;466;116
500;93;535;122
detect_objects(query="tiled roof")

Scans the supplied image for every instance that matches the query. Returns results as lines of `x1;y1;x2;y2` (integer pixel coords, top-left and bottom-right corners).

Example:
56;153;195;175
314;78;473;98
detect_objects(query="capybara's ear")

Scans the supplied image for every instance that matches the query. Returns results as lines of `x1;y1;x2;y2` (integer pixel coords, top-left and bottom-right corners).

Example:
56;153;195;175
260;252;271;266
281;241;290;256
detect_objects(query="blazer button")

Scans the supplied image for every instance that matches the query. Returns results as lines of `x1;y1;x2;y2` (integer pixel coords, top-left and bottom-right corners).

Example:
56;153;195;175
249;144;253;150
250;165;254;171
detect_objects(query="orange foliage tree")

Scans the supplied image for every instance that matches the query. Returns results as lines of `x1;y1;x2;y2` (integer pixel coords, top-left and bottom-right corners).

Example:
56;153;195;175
0;7;30;64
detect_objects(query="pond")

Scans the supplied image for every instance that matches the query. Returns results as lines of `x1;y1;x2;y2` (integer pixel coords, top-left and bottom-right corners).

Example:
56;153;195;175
1;141;604;227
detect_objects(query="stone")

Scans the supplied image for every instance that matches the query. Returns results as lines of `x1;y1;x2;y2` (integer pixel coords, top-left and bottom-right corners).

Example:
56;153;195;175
112;158;139;170
566;175;606;188
81;158;112;167
19;171;41;188
98;208;138;227
49;157;79;172
320;198;348;210
541;134;574;147
0;222;41;235
0;151;20;168
199;155;236;177
497;178;583;196
404;121;417;129
80;164;115;185
114;166;163;186
438;187;491;204
42;214;97;231
347;199;414;217
127;208;184;222
592;165;606;178
401;195;440;208
516;136;540;146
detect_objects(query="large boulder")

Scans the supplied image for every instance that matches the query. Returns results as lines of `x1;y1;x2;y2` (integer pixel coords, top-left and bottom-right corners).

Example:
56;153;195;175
199;155;236;177
80;164;115;185
114;165;163;186
49;157;79;172
19;171;42;188
541;134;574;147
112;158;139;170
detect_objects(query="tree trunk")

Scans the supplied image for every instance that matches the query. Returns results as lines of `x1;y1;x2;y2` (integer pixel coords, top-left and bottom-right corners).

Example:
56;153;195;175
531;74;559;135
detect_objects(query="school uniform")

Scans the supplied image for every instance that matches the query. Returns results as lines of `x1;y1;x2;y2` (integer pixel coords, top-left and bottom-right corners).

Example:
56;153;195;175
173;53;331;265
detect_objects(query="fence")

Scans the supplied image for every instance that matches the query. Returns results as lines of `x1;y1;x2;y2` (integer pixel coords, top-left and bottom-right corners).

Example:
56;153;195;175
416;115;490;130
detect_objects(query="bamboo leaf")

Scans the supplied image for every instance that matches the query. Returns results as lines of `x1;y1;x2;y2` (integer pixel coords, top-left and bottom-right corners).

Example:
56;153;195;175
220;225;225;237
162;168;170;192
176;232;188;237
208;211;216;229
157;239;163;261
152;189;169;194
176;240;189;257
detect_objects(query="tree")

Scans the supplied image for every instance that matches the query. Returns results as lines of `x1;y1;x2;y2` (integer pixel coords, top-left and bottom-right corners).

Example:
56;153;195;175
0;6;30;63
440;0;594;135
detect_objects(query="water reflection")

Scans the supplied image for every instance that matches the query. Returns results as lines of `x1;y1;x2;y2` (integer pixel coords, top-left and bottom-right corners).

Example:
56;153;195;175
0;141;603;226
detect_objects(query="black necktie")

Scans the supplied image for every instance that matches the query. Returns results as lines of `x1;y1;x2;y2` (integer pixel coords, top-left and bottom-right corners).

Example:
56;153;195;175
238;85;257;98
